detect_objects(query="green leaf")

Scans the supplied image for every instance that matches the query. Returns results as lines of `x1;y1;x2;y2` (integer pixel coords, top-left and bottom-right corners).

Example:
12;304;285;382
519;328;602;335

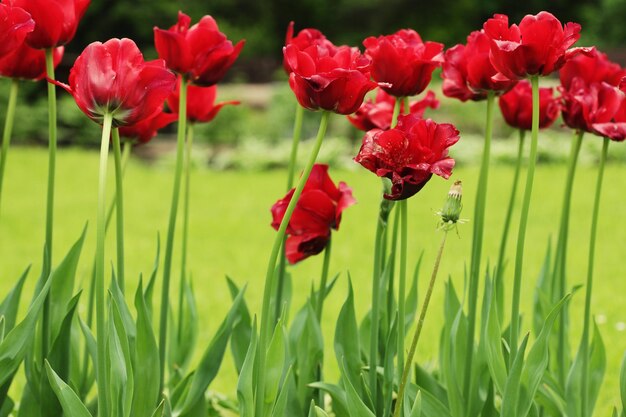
44;361;93;417
226;277;252;375
0;396;13;417
150;401;165;417
294;302;324;409
169;276;198;377
0;266;29;331
307;399;329;417
264;316;287;411
144;234;161;320
270;366;292;417
237;318;257;417
409;390;422;417
412;384;453;417
501;334;530;417
108;295;135;417
482;277;507;394
334;279;361;396
620;350;626;416
341;361;375;417
404;255;422;333
308;382;349;417
382;314;398;417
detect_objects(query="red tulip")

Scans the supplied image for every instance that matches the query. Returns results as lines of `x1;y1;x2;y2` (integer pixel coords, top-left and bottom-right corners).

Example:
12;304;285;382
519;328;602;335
559;49;626;90
271;163;356;264
483;12;586;80
0;3;34;56
354;115;459;200
347;88;439;131
499;80;560;130
118;108;177;144
6;0;89;49
0;41;62;80
442;30;517;101
561;79;624;136
53;38;176;126
284;43;377;115
283;21;335;74
167;79;240;123
364;29;444;97
154;11;245;86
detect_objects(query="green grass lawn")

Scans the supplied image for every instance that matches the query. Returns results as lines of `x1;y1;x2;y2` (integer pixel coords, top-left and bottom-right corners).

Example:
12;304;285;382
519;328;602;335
1;145;625;416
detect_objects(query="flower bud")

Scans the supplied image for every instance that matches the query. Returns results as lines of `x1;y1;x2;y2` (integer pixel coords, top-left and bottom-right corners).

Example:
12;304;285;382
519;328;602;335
439;180;463;229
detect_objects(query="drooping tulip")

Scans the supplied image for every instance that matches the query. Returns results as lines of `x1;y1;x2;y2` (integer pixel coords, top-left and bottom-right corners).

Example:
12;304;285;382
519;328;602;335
0;42;63;80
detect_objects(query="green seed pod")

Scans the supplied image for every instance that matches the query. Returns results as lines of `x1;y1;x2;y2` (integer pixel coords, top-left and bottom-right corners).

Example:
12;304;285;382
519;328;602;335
439;180;463;230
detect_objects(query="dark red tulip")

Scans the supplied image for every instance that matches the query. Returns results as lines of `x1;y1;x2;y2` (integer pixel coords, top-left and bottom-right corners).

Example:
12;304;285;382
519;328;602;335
0;3;34;56
483;12;587;80
499;80;560;130
559;49;626;90
6;0;89;49
587;83;626;141
442;30;517;101
0;42;62;80
271;163;356;264
154;11;244;86
283;21;335;74
53;38;176;126
354;115;459;200
561;79;624;135
364;29;444;97
167;78;240;123
347;88;439;131
284;44;377;115
118;108;177;144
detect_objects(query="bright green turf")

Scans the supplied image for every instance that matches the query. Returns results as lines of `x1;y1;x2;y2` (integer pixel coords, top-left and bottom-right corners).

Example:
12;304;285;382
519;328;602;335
0;145;624;416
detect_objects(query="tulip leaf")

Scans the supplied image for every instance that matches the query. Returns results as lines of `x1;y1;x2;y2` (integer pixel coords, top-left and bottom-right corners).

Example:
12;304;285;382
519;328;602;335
308;382;349;417
270;366;292;417
237;318;257;417
412;384;453;417
226;276;252;375
483;277;507;394
341;361;375;417
307;400;329;417
264;316;287;409
108;294;135;417
0;266;29;332
150;401;165;417
0;396;13;417
621;351;626;416
404;254;422;333
44;361;93;417
382;314;398;417
334;278;361;396
409;390;422;417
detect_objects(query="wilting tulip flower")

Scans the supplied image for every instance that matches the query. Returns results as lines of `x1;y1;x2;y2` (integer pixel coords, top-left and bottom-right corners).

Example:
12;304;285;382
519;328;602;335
271;163;356;264
499;80;560;130
6;0;90;49
348;88;439;131
442;30;517;101
559;49;626;90
364;29;444;97
167;79;240;123
54;38;176;126
560;79;624;135
118;108;177;144
284;44;377;114
355;114;459;200
154;11;244;86
0;42;63;80
0;3;34;56
483;12;586;80
283;21;335;74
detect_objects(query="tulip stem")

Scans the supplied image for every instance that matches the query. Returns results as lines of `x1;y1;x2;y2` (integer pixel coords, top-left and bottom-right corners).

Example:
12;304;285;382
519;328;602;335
554;130;584;386
509;75;540;364
95;112;114;417
397;199;408;384
256;110;329;417
111;128;126;294
580;137;609;417
463;90;495;398
274;102;305;324
315;238;332;321
394;230;448;417
178;123;194;342
159;76;188;392
0;79;19;217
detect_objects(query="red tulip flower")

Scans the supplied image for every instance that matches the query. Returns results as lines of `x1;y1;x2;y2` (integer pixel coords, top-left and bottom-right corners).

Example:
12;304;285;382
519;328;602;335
561;79;624;136
483;12;586;80
283;21;335;74
6;0;90;49
118;108;178;144
154;11;245;86
364;29;444;97
271;163;356;264
0;3;34;56
167;79;240;123
355;114;459;200
442;30;517;101
499;80;560;130
54;38;176;126
0;42;62;80
284;44;377;115
348;88;439;131
559;49;626;90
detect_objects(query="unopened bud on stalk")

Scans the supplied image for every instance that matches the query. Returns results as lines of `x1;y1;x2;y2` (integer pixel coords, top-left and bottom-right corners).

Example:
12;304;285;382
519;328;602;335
438;180;463;231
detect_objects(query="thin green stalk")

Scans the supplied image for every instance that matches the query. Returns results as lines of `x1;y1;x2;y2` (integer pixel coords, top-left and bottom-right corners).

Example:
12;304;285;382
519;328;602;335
95;112;114;417
509;75;540;364
553;130;584;385
394;231;449;417
0;79;19;215
397;199;408;383
386;206;401;323
580;137;609;417
463;91;495;397
111;128;125;293
178;123;194;342
255;111;330;417
274;102;305;324
315;238;332;321
159;76;188;391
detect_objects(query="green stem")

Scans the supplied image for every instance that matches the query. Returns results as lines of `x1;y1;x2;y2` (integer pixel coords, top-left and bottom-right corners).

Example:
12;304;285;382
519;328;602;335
397;199;408;384
394;231;449;417
159;76;188;391
580;137;609;417
274;102;305;324
386;206;401;326
509;75;540;364
95;112;114;417
315;238;332;321
0;79;19;216
111;128;125;293
255;111;330;417
391;96;402;127
463;91;495;398
178;123;194;343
